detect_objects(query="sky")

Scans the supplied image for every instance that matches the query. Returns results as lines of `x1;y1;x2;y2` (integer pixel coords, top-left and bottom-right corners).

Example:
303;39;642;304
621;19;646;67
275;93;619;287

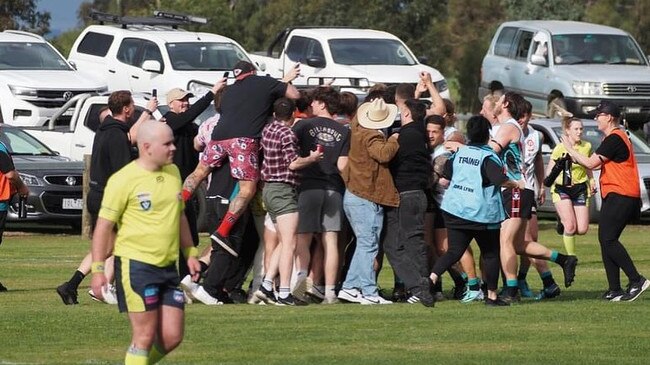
37;0;88;37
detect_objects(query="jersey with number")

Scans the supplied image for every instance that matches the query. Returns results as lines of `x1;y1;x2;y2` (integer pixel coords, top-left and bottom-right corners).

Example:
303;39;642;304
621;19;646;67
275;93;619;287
99;161;184;267
522;127;542;191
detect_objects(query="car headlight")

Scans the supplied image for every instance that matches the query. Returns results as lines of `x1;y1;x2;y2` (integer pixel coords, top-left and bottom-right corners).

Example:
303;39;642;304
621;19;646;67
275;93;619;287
187;80;212;96
9;85;38;97
572;81;603;96
19;173;42;186
435;79;449;93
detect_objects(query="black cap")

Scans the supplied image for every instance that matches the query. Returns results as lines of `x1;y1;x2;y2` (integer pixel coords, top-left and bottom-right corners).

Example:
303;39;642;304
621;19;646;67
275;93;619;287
233;61;256;77
594;100;621;118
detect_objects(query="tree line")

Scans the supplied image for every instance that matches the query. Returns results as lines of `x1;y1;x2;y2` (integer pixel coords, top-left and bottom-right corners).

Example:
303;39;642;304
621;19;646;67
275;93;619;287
2;0;649;113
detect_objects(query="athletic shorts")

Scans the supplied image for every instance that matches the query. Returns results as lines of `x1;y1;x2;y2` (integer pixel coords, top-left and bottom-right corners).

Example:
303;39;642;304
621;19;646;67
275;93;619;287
201;137;260;181
114;257;184;313
263;182;298;223
430;201;446;229
297;189;343;233
552;182;588;206
501;188;535;220
425;188;436;213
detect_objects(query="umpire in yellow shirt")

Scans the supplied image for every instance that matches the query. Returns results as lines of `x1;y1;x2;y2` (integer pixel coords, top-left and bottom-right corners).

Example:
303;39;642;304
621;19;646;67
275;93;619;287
91;120;201;365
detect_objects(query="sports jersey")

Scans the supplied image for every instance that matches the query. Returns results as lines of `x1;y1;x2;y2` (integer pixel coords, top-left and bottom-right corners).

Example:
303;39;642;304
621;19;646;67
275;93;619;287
99;161;184;267
522;127;542;191
499;119;524;181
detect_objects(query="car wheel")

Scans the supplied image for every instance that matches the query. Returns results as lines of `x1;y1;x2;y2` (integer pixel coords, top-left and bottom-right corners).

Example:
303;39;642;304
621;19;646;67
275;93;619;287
547;95;567;118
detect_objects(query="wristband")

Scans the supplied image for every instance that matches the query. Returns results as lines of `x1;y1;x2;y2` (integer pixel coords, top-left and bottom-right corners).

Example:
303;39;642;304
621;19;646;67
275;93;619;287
91;262;105;274
181;189;192;202
182;246;199;259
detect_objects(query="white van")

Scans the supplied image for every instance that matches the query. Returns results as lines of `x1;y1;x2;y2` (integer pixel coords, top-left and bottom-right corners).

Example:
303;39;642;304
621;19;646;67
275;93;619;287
0;30;107;126
480;20;650;124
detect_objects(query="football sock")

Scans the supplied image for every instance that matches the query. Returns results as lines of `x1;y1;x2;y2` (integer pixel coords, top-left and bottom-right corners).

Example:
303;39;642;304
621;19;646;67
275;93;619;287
125;345;148;365
448;268;466;287
563;234;576;256
216;212;239;237
68;270;85;291
467;278;480;291
506;279;518;296
278;287;290;299
517;267;528;281
148;343;166;364
540;271;555;288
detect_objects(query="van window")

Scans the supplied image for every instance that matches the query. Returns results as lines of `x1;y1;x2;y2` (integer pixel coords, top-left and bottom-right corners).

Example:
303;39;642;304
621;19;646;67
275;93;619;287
515;31;534;60
77;32;114;57
494;27;518;57
286;36;310;62
116;38;142;67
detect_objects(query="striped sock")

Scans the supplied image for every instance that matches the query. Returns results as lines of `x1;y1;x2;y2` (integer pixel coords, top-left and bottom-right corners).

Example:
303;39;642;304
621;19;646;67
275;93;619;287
278;287;290;299
262;279;274;291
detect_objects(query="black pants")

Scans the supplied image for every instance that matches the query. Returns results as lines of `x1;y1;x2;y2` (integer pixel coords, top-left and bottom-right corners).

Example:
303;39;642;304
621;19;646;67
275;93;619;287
598;193;641;291
0;210;6;246
383;190;429;293
432;227;501;291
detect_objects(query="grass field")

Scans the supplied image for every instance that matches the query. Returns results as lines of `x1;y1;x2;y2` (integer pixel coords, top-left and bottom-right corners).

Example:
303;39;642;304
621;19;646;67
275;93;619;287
1;220;650;364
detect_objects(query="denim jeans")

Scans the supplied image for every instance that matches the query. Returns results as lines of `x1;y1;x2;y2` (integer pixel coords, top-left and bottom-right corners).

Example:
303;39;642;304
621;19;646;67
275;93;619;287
342;190;383;296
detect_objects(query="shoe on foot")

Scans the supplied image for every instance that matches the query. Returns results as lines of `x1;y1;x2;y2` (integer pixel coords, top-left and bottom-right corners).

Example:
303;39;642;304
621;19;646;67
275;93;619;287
433;291;445;302
602;289;625;301
337;288;363;303
0;281;7;292
561;255;578;288
451;285;466;300
193;286;223;305
322;296;340;304
535;283;561;300
292;277;308;302
254;285;277;304
619;276;650;302
180;275;199;301
518;280;534;298
56;282;78;305
228;289;247;304
417;277;436;307
210;232;238;257
461;289;483;303
276;293;304;306
485;297;510;306
360;295;393;305
305;283;324;303
391;287;408;303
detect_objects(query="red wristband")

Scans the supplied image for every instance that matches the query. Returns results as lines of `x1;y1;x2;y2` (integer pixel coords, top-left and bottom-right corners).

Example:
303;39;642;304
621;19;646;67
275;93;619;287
181;189;192;202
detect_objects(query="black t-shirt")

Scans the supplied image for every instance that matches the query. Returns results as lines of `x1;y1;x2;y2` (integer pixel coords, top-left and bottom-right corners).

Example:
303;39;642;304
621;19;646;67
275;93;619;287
293;117;350;192
596;133;629;163
212;76;287;140
390;121;431;192
207;160;236;198
443;153;507;230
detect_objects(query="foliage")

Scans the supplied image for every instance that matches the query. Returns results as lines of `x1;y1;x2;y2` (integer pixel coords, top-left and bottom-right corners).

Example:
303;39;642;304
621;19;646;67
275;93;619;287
0;0;50;34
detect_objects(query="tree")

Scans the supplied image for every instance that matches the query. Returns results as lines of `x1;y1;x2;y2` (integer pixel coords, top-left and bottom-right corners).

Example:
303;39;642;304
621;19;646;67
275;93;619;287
502;0;585;21
0;0;50;35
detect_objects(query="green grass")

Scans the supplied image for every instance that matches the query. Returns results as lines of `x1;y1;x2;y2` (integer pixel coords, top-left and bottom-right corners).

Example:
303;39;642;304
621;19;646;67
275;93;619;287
1;221;650;364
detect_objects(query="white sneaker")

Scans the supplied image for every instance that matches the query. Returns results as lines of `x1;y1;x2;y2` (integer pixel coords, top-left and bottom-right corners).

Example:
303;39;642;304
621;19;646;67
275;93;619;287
337;288;363;303
306;282;325;301
180;275;199;301
88;284;118;305
192;286;223;305
360;295;393;305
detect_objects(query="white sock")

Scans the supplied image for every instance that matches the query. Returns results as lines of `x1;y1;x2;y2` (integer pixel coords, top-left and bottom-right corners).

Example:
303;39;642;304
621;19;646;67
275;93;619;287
262;279;273;291
325;285;336;298
278;287;290;299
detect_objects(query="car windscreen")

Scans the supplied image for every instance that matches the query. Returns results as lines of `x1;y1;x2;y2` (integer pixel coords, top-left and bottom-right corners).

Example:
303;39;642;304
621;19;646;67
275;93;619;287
166;42;251;71
329;38;417;65
1;128;55;156
0;42;71;70
551;125;650;154
551;34;647;66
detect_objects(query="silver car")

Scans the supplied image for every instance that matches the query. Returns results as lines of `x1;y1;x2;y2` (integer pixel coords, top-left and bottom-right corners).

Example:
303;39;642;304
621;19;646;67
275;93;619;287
530;118;650;220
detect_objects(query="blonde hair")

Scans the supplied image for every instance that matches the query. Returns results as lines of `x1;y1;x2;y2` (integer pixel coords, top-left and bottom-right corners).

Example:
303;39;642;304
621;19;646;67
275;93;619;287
482;94;499;110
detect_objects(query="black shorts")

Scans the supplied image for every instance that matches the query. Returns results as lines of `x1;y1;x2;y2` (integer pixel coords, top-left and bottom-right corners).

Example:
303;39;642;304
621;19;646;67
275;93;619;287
554;182;588;206
114;257;184;313
501;188;535;219
431;201;446;229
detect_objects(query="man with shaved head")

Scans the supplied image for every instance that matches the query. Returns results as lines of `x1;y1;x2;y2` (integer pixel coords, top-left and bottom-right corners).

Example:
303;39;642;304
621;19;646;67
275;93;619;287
91;120;200;365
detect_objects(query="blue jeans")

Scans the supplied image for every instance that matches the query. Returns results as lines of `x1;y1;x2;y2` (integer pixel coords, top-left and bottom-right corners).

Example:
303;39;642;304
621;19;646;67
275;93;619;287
342;190;383;296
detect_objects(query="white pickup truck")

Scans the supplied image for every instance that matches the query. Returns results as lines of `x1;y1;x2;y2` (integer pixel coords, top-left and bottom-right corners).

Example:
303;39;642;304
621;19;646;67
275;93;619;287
249;26;450;98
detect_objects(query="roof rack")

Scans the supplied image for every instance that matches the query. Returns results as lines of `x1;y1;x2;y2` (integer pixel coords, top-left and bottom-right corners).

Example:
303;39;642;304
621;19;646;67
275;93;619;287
89;9;207;29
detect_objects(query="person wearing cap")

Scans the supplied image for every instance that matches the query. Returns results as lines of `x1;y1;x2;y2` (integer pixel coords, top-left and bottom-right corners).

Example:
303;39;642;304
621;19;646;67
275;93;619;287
163;79;226;279
336;98;399;305
561;100;649;302
182;60;300;258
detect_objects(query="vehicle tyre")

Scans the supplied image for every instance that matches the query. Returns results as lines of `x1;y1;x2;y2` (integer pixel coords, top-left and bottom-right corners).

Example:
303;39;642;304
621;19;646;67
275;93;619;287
547;94;567;118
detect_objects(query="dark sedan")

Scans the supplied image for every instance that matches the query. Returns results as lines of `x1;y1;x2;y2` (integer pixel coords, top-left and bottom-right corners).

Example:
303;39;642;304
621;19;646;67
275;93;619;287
1;125;83;228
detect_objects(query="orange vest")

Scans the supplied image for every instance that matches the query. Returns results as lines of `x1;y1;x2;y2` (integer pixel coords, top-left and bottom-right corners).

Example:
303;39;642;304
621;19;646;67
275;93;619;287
600;129;640;199
0;172;12;201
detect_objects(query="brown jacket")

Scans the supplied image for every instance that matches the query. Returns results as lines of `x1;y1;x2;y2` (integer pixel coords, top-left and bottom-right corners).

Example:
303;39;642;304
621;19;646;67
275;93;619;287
341;116;400;207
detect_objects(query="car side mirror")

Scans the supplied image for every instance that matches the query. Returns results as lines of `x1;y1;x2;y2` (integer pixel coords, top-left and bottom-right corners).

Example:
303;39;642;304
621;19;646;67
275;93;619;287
142;60;162;73
256;61;266;72
530;54;547;66
306;56;326;69
417;56;429;64
68;60;77;70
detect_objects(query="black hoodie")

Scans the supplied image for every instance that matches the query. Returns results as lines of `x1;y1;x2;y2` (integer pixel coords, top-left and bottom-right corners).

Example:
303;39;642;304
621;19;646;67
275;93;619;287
89;116;134;192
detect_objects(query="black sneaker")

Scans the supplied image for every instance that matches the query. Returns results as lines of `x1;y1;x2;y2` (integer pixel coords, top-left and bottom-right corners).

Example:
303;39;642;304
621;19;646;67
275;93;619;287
619;276;650;302
485;297;510;306
451;284;466;300
535;283;561;300
561;255;578;288
602;289;625;301
228;289;247;304
254;285;277;304
0;281;7;292
499;287;520;304
391;287;408;303
210;232;238;257
276;293;307;306
56;282;78;305
416;277;435;308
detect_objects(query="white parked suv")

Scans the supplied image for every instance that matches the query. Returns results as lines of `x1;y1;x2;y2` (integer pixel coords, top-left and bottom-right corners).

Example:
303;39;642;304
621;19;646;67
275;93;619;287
0;30;107;126
480;20;650;125
68;12;255;101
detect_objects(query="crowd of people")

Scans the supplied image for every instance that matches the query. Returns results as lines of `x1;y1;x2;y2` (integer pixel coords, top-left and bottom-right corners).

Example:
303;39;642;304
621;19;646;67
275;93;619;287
17;60;645;363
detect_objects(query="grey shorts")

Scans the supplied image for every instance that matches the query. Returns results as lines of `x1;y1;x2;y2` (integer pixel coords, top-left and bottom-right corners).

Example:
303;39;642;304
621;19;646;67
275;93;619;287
262;182;298;223
297;189;343;233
